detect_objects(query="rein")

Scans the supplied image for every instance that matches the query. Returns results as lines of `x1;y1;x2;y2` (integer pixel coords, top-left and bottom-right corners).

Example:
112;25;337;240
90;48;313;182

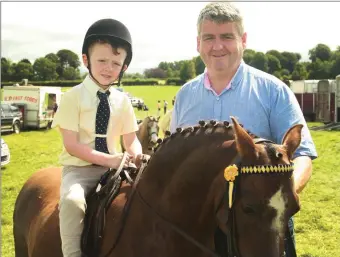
135;185;222;257
101;155;148;257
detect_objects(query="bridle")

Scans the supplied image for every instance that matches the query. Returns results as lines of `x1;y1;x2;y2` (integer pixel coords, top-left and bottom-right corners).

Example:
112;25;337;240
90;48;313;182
147;120;159;150
223;138;295;257
102;138;295;257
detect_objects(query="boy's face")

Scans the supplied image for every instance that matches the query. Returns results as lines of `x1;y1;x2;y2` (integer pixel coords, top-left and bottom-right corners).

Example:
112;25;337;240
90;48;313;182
82;42;127;88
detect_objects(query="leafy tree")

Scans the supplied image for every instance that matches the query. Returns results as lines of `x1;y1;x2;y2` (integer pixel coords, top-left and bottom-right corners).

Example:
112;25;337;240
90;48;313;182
56;49;81;79
266;50;283;64
45;53;59;63
291;63;308;80
193;56;205;75
307;58;332;79
20;58;31;64
243;49;256;64
1;58;15;81
281;52;300;73
249;52;268;72
13;61;34;81
166;68;174;78
273;71;282;80
33;57;58;81
180;61;196;81
123;72;144;79
309;43;332;62
280;69;290;78
266;54;281;74
330;51;340;78
57;49;80;68
144;68;167;79
63;67;80;80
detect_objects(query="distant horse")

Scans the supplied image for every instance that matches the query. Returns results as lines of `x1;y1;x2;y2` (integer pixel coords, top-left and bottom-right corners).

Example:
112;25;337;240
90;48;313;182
121;115;160;155
13;117;302;257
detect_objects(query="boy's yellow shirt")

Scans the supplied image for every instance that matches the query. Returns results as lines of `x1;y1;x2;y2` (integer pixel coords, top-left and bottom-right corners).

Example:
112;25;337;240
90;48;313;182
52;75;138;166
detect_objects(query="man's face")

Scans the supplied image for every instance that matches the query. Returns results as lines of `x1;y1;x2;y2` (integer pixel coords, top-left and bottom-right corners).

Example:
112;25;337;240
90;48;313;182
197;20;247;74
82;42;127;88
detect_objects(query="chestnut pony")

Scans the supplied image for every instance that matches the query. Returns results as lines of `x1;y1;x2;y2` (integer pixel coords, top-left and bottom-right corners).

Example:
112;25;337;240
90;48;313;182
13;117;301;257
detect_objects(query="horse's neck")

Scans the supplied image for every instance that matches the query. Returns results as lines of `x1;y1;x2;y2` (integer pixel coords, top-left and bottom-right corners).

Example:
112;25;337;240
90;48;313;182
107;129;237;255
137;134;237;237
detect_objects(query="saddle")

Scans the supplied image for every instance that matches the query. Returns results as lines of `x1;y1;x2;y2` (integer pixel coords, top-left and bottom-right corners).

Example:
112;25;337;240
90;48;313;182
80;162;138;257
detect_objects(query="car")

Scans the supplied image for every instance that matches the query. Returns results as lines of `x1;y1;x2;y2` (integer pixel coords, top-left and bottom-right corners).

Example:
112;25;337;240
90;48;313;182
130;97;144;107
122;92;144;107
1;102;23;134
1;138;10;167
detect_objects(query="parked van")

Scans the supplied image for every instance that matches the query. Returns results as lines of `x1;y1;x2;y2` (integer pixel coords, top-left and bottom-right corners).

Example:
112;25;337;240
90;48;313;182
2;85;62;129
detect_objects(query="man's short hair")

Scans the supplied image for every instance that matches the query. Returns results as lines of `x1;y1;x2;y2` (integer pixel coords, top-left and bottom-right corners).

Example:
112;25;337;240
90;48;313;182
197;2;244;36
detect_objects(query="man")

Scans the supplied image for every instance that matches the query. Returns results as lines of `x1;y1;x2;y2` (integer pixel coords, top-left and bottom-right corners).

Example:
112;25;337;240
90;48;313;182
170;2;317;257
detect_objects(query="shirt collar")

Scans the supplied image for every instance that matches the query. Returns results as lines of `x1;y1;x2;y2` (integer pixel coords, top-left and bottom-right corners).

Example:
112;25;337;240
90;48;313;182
203;60;246;93
83;75;112;98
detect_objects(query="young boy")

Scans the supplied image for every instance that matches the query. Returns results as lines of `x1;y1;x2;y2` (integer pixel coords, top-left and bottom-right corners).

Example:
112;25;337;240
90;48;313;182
52;18;143;257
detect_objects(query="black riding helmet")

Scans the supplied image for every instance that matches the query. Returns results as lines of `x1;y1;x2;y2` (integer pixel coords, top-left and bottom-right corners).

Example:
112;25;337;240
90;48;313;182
82;18;133;87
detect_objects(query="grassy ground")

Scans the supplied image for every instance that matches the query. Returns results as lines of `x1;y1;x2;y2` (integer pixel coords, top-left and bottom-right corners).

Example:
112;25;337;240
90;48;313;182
1;86;339;257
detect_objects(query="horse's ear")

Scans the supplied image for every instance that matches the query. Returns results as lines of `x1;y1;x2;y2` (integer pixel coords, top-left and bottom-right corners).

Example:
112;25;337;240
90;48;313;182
281;124;303;159
230;116;256;159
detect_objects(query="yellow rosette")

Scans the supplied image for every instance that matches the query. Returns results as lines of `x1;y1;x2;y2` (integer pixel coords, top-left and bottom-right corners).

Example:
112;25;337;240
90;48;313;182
224;165;239;208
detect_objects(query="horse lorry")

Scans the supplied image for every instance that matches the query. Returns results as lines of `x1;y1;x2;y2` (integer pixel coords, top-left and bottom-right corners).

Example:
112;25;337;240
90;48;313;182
2;85;62;130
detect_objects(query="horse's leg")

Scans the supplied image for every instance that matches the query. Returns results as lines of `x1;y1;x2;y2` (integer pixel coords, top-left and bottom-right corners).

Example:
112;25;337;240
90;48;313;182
13;228;28;257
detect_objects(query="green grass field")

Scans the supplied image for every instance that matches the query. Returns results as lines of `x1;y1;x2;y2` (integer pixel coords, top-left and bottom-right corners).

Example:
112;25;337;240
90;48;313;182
1;86;340;257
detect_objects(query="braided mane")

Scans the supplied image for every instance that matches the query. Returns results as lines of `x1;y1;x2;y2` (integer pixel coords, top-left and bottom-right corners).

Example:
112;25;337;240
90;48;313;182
152;120;257;154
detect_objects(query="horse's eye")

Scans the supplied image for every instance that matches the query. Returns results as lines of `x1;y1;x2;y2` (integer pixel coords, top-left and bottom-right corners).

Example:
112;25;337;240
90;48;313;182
242;205;256;215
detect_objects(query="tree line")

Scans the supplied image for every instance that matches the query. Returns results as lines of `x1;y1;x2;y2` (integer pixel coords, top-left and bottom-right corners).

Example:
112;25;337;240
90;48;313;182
1;43;339;83
1;49;82;82
125;43;340;82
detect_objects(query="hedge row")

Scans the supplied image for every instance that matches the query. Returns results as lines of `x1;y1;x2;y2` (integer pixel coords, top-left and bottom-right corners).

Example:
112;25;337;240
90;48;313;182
1;80;82;87
166;78;187;86
121;79;159;86
1;78;162;87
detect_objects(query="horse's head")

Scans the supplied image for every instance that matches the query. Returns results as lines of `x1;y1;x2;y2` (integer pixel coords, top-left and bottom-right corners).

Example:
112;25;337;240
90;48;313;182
144;115;160;145
215;117;302;257
137;116;160;156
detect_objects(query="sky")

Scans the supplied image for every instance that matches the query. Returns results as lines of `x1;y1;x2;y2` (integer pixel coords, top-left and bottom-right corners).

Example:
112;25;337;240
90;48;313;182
2;1;340;74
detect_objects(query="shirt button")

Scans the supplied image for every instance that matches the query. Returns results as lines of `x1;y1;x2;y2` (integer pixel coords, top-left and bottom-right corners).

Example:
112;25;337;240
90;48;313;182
216;97;220;101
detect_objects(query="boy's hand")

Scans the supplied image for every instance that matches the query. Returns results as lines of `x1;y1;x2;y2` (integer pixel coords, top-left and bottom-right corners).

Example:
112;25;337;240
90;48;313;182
134;154;150;169
108;153;133;169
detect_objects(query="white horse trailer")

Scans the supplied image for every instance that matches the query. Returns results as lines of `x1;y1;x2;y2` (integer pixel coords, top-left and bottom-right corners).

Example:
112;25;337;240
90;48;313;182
2;85;62;129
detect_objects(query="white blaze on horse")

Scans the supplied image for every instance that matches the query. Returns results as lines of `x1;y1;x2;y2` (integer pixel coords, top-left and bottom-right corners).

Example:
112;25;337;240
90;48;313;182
122;116;160;155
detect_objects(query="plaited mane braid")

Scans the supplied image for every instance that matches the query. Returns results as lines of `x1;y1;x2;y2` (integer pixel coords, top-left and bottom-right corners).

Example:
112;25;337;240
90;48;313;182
153;119;257;154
